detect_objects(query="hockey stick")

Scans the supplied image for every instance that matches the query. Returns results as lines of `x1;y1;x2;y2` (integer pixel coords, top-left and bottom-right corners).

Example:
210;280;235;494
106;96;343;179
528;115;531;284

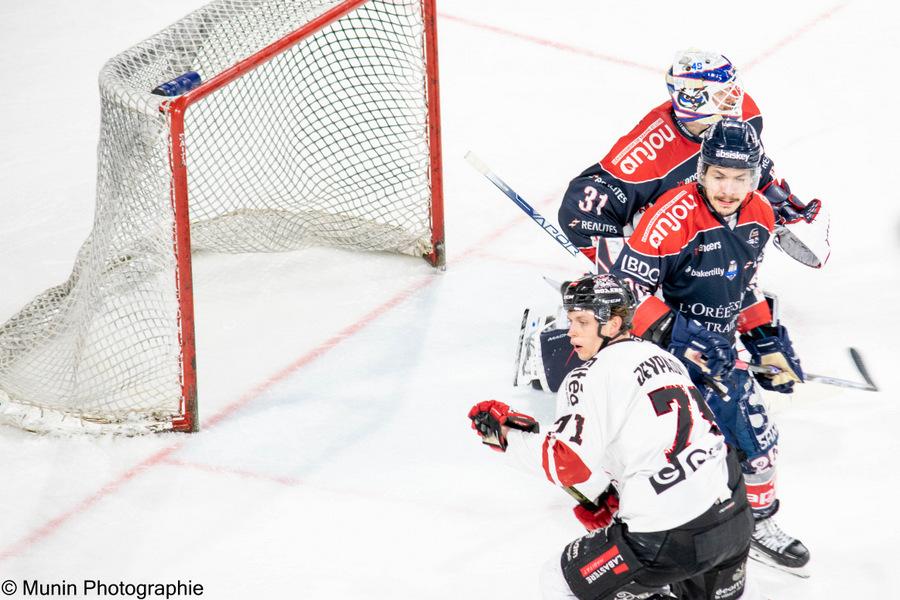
849;348;879;390
737;347;879;392
563;486;600;512
465;151;587;261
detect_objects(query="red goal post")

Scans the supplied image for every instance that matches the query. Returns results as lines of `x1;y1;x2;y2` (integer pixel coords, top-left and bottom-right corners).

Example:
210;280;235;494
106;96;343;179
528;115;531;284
166;0;445;432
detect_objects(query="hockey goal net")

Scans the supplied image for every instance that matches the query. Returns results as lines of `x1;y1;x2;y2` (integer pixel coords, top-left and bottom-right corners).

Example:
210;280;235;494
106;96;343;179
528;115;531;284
0;0;443;434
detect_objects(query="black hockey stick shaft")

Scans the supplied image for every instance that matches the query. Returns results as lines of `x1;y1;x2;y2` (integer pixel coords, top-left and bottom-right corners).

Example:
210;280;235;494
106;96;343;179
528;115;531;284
563;486;600;512
735;348;878;392
465;151;589;262
849;347;879;391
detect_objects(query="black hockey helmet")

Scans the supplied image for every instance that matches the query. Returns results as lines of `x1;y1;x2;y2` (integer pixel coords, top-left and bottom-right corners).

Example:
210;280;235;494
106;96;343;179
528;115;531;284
562;274;637;331
697;118;762;186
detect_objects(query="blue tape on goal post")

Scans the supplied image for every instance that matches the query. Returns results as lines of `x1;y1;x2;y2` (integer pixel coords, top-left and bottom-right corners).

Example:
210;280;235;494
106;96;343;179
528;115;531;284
464;152;584;260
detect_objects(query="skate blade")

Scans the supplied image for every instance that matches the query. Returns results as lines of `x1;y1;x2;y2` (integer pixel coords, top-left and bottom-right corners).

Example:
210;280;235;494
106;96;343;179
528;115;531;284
748;546;810;579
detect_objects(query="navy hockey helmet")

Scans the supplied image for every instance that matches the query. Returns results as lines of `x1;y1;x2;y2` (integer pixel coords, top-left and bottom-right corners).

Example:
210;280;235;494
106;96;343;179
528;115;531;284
562;274;636;332
697;118;762;187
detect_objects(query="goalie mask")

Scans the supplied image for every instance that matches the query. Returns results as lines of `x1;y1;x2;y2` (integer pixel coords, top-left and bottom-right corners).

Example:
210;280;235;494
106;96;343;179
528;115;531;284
562;274;636;334
666;49;744;125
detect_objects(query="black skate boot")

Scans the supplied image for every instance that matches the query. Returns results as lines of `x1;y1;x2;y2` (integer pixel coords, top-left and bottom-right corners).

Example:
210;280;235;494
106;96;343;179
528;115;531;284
749;515;810;577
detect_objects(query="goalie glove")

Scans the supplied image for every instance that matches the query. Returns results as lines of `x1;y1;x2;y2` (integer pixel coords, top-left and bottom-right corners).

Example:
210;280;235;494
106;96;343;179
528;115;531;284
468;400;539;452
668;313;736;379
572;488;620;531
761;179;822;225
741;324;804;394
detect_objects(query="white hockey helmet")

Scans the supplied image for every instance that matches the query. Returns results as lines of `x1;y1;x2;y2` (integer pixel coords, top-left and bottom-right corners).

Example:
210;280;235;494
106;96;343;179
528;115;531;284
666;49;744;125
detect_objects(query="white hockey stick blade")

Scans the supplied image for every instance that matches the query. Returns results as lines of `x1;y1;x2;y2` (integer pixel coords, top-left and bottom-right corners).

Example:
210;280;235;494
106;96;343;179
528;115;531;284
542;275;564;293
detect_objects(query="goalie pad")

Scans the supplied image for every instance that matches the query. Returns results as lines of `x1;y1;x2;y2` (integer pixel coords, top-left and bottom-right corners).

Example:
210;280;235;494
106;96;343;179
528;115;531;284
514;305;588;392
513;308;554;390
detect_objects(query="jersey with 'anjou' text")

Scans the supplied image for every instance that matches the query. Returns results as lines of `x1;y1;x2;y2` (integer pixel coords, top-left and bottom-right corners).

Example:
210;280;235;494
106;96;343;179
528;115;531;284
611;183;776;341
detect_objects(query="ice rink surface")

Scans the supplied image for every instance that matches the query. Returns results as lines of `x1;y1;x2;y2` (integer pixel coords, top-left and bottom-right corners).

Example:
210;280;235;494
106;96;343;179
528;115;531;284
1;0;899;598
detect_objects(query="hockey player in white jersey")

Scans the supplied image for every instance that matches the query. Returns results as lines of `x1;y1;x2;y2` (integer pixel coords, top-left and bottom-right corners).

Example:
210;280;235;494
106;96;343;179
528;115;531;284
469;274;754;600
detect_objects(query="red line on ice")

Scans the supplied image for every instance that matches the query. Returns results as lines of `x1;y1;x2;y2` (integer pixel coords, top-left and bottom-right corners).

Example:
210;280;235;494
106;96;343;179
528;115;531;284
160;457;506;518
438;13;658;74
743;3;847;71
161;457;304;486
0;195;557;563
0;446;178;562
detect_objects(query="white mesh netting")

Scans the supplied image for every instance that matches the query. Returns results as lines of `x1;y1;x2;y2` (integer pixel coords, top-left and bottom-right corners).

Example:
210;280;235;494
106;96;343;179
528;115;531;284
0;0;437;434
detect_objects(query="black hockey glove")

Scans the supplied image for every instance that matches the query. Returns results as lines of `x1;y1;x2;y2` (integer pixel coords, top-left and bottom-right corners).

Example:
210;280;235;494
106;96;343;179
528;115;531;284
741;324;804;394
668;313;736;378
468;400;539;452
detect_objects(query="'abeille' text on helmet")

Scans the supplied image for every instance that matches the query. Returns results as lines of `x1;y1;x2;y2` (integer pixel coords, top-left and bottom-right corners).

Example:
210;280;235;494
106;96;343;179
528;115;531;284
666;49;744;125
697;118;762;187
562;274;636;330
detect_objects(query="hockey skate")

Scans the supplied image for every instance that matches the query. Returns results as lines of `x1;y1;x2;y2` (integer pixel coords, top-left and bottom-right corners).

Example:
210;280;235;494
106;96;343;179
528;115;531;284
512;308;553;390
749;516;810;578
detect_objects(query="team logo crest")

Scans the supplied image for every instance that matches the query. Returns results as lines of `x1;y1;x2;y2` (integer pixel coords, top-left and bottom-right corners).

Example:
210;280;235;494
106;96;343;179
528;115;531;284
747;228;760;247
725;260;738;280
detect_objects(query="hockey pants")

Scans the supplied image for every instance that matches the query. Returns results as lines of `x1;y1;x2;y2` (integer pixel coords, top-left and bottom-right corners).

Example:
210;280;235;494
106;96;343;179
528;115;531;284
547;449;753;600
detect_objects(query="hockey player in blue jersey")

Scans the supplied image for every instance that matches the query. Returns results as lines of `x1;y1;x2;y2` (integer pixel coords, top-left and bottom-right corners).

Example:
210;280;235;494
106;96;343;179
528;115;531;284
514;50;829;394
558;49;828;273
508;50;821;574
609;118;809;574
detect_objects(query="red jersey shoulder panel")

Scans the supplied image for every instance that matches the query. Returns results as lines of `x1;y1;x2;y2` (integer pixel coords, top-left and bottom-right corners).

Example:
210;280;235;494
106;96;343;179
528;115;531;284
599;101;698;183
738;191;775;231
741;93;762;121
628;183;716;256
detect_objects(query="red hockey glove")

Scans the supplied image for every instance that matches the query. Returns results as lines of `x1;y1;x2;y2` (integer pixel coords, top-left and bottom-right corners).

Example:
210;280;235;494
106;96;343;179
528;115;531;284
572;489;620;531
468;400;538;452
